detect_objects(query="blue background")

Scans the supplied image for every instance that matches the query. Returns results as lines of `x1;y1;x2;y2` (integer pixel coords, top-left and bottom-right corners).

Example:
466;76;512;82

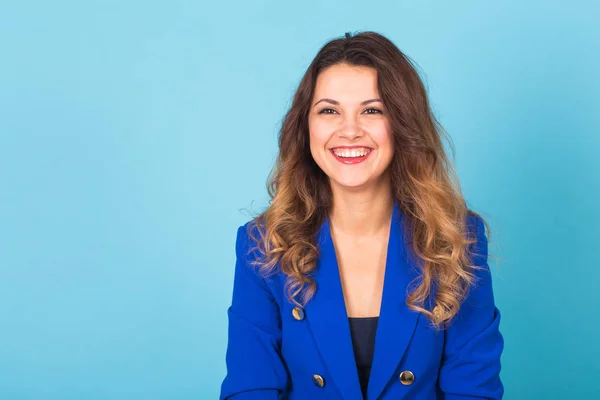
1;1;598;398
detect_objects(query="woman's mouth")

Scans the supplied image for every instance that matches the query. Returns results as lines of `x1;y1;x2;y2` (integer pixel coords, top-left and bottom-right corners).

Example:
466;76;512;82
330;147;374;165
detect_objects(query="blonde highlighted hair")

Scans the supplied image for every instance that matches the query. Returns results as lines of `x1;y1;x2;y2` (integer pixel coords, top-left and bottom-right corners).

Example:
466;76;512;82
245;31;492;330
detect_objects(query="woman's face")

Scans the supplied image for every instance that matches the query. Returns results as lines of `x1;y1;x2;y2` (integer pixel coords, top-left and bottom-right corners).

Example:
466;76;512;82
308;63;394;191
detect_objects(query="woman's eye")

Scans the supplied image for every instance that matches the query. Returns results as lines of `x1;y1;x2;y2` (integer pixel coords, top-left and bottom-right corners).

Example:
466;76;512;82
318;108;337;114
365;108;382;114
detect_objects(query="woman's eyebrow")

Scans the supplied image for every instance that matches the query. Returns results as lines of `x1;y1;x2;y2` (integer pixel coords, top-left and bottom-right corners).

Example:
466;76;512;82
313;98;382;106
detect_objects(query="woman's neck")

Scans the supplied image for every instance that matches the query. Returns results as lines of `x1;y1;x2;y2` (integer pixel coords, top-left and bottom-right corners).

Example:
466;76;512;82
329;179;394;237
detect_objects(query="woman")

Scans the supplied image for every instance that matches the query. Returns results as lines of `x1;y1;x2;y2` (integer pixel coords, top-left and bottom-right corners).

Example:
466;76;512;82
220;31;504;400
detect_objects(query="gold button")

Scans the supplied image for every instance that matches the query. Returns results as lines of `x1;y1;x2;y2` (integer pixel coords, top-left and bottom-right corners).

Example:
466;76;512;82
312;374;325;388
433;305;442;319
399;370;414;385
292;307;305;321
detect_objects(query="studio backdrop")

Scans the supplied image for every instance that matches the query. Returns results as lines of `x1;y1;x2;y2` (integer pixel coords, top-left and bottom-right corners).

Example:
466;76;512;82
0;1;598;399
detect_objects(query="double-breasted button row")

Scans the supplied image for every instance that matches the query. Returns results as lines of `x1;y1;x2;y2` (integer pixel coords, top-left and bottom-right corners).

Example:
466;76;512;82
292;306;413;389
399;370;415;385
292;308;324;389
292;306;305;320
311;371;410;388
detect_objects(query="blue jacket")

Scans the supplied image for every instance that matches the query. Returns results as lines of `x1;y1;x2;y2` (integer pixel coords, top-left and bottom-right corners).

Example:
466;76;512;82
220;201;504;399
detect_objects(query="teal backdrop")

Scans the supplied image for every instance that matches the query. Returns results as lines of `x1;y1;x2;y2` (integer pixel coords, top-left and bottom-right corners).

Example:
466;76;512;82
1;1;598;399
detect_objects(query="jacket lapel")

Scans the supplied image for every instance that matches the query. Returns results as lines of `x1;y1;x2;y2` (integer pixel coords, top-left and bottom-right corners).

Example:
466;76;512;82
305;201;421;400
305;215;363;400
367;201;421;400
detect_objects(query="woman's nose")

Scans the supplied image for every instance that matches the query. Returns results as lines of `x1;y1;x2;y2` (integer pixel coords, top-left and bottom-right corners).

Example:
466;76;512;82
338;116;363;139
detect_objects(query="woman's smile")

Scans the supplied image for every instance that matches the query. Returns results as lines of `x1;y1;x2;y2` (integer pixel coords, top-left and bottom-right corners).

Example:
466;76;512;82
329;146;374;165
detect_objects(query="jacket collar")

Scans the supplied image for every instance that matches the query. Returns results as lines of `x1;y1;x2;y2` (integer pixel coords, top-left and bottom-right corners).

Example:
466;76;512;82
304;200;421;400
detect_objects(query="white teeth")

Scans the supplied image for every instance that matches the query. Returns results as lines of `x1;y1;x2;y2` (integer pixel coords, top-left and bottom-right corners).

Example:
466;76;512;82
332;148;371;158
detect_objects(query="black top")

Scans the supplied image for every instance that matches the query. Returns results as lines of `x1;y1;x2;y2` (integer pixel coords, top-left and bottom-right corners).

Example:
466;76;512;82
348;316;379;398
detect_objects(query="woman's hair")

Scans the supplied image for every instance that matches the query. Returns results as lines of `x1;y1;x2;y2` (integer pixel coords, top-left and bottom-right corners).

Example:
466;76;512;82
246;30;491;329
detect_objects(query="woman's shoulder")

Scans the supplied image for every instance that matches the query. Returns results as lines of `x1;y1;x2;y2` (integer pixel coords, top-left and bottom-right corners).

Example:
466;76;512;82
466;211;485;233
235;218;265;257
465;211;488;251
233;218;286;295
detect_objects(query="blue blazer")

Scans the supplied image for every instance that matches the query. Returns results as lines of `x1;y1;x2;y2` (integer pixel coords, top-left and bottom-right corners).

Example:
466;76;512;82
220;201;504;399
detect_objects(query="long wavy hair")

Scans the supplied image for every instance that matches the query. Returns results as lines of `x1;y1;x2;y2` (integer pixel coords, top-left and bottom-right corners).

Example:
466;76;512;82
246;31;492;329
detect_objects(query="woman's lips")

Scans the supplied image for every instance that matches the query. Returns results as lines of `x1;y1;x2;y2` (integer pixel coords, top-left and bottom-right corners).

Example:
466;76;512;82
329;148;374;165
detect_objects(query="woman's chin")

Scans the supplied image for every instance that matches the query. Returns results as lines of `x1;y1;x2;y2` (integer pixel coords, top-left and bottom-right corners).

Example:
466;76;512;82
330;177;373;191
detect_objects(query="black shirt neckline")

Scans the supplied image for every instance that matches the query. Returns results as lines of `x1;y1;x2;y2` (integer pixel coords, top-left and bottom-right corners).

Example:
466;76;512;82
347;316;379;398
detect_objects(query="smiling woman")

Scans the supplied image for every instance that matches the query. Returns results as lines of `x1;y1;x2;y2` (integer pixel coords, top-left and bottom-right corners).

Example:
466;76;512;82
220;31;503;400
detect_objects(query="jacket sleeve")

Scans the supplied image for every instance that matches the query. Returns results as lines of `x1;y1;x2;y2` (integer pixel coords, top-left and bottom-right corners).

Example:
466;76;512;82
438;216;504;399
219;224;289;400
